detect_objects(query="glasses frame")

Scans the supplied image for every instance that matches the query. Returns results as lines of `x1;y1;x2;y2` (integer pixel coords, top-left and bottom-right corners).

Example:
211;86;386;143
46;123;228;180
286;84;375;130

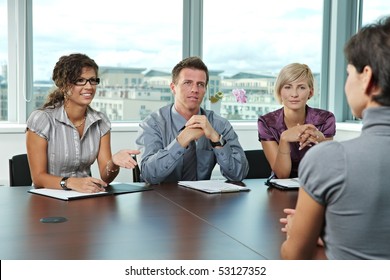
73;78;100;86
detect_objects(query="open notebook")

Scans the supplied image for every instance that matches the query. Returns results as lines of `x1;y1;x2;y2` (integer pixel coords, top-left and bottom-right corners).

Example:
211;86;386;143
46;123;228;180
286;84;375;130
178;180;250;194
28;182;152;201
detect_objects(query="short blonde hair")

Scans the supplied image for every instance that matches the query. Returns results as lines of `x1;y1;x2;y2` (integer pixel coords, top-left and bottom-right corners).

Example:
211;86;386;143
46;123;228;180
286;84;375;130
274;63;314;104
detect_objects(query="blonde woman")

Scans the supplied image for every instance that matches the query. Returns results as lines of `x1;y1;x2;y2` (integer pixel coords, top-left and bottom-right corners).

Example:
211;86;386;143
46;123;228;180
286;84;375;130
258;63;335;179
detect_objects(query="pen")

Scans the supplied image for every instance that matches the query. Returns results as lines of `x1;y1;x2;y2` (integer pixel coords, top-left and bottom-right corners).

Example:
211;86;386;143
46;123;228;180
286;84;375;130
94;182;106;190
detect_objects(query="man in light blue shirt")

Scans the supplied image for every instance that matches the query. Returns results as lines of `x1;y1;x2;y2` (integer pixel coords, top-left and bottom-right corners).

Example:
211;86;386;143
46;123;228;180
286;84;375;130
136;57;249;184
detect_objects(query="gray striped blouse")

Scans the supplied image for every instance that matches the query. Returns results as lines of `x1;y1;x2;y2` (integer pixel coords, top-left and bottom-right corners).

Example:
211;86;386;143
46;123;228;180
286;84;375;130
26;105;111;178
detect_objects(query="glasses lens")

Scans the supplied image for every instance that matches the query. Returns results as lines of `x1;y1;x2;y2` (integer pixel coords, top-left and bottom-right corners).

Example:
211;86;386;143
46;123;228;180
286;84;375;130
74;79;86;86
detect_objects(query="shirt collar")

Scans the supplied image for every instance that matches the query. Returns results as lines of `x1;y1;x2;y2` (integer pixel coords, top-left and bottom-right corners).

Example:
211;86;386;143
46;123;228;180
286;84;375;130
171;105;201;132
54;104;101;127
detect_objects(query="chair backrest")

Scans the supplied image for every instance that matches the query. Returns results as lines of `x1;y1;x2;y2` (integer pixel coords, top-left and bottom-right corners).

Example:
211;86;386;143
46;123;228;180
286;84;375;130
9;154;32;186
132;155;142;183
244;149;272;179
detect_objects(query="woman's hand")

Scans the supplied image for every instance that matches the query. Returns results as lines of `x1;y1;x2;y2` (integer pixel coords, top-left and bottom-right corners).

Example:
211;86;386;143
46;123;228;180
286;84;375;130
280;207;324;246
280;208;296;238
112;149;141;169
281;124;324;150
66;177;107;193
298;125;325;150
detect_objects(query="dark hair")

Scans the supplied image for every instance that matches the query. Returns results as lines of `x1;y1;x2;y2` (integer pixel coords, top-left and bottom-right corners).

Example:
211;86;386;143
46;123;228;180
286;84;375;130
171;56;209;86
344;16;390;106
42;53;99;108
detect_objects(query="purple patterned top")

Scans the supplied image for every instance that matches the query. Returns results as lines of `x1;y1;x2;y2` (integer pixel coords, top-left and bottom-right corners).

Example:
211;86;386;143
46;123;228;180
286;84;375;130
257;105;336;178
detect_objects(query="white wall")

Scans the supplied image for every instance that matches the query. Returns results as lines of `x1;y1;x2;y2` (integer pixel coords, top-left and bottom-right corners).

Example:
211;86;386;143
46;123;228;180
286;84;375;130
0;122;362;185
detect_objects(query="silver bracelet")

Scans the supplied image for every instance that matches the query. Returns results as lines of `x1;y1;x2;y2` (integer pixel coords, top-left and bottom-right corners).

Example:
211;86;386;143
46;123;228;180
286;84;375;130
106;160;119;176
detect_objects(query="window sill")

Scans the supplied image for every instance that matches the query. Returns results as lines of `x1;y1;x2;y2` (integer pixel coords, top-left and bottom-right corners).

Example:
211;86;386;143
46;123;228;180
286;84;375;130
0;121;363;133
335;122;362;132
0;122;141;134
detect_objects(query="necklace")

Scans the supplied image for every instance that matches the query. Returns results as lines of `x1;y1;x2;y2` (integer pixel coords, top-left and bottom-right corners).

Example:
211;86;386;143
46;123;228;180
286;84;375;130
73;112;87;128
73;116;86;128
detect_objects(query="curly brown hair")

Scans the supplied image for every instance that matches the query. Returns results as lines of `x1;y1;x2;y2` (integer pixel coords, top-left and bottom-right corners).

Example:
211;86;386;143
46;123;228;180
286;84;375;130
42;53;99;108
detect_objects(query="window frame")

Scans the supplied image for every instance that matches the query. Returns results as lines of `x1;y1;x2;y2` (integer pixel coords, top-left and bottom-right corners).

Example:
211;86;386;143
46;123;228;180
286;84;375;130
322;0;362;122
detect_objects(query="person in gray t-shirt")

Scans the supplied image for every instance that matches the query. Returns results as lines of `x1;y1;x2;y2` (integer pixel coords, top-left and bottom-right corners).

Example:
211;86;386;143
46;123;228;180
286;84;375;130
280;16;390;259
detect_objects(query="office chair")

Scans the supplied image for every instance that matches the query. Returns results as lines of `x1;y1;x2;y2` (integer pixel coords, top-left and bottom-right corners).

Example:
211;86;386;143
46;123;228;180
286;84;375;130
132;155;142;183
9;153;32;186
244;149;272;179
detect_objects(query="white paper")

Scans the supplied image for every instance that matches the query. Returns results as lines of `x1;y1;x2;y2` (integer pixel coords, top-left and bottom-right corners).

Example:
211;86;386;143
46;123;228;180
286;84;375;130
29;188;107;200
269;178;300;188
178;180;249;193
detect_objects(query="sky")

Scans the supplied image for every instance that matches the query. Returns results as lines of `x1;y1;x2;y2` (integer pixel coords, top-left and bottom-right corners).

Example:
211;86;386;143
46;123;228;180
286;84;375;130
0;0;6;71
1;0;389;81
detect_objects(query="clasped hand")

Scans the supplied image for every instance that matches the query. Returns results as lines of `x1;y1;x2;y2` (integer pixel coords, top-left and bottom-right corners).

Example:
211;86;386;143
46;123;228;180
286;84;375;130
282;124;324;150
177;115;219;147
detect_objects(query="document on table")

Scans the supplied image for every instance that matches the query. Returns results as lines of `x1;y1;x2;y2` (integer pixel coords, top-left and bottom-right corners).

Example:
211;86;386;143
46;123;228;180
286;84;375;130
265;178;300;190
178;180;250;194
28;182;152;201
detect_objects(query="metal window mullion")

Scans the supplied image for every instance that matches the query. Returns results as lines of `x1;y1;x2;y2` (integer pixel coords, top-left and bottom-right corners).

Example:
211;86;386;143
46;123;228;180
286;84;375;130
182;0;203;58
7;0;32;123
326;0;360;122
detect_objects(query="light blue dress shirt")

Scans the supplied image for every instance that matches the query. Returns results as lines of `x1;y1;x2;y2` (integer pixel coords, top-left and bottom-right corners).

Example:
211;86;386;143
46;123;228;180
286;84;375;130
136;104;249;184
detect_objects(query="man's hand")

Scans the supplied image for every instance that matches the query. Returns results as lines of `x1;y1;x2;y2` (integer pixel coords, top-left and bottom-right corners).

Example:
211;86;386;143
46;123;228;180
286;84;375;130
185;115;220;142
176;125;204;148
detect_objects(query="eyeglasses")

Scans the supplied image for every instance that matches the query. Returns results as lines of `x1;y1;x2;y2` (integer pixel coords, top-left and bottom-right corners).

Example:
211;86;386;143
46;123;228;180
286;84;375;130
74;78;100;86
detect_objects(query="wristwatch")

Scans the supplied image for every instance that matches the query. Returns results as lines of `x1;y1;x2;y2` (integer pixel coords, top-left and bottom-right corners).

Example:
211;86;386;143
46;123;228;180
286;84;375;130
210;134;225;147
60;177;71;191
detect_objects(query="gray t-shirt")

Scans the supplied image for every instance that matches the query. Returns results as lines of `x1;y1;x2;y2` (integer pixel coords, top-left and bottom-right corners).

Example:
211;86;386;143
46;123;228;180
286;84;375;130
26;105;111;178
299;106;390;259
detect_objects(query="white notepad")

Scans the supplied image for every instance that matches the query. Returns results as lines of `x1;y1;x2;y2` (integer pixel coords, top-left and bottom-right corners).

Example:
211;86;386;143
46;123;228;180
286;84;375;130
178;180;250;194
28;182;151;200
266;178;300;190
28;188;107;200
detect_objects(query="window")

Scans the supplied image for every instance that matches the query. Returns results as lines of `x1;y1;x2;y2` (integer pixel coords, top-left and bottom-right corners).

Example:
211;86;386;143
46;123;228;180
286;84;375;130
0;0;7;121
362;0;389;24
203;0;323;120
2;0;389;124
32;0;182;121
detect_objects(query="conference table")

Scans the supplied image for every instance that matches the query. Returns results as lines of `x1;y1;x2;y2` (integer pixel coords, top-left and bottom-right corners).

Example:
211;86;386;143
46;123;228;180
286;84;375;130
0;179;298;260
